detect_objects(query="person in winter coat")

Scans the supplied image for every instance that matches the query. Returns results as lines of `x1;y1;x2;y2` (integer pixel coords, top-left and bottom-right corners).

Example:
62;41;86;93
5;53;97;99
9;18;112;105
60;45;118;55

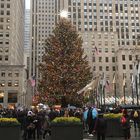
93;114;107;140
87;106;98;136
26;111;36;139
130;109;140;130
42;115;51;139
121;109;131;140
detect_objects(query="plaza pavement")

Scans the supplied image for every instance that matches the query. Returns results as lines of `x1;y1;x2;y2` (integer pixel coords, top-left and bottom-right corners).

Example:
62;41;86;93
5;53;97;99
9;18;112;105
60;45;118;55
20;126;140;140
83;127;140;140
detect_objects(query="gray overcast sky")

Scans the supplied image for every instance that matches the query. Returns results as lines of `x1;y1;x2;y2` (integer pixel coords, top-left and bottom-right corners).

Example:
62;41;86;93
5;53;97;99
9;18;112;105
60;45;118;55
26;0;30;9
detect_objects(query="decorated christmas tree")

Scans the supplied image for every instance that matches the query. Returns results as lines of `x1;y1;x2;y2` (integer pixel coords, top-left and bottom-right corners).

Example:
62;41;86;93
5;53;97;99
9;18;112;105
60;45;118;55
38;19;92;107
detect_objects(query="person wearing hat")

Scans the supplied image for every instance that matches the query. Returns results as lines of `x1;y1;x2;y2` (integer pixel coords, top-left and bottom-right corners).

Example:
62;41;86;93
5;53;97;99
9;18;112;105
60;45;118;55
26;111;36;139
93;113;107;140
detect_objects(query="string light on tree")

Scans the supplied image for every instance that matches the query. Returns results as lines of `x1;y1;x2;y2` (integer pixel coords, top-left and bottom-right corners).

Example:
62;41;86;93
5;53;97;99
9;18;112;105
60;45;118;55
38;19;92;106
60;10;68;18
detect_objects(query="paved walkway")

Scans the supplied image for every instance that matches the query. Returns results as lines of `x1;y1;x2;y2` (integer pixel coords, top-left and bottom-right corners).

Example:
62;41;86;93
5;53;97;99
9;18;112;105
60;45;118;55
20;127;140;140
84;127;140;140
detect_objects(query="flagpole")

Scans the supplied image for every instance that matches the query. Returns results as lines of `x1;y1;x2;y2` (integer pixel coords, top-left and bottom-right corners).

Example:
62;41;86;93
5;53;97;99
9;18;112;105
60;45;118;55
112;73;116;105
114;83;117;106
123;85;126;104
135;75;139;105
103;85;105;106
100;85;103;107
131;84;134;105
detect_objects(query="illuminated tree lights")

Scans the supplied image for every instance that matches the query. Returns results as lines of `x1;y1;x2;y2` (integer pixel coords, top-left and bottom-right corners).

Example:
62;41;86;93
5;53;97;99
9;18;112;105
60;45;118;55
38;19;92;107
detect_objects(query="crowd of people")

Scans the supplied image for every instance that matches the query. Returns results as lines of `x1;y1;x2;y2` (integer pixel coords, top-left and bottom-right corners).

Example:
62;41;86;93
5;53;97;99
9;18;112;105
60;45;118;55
0;106;140;140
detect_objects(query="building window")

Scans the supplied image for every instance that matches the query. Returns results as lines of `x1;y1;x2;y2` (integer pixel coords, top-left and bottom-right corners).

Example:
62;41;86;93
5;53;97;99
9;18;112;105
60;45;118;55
0;18;4;22
5;56;8;61
15;72;19;77
0;11;4;15
99;57;102;62
112;57;115;63
6;11;10;15
105;57;109;62
1;3;4;8
112;66;116;71
1;72;5;77
129;65;133;70
123;64;126;69
106;66;109;71
122;55;125;61
93;66;96;71
105;48;108;53
8;80;12;86
99;66;102;71
8;72;12;77
129;55;132;61
92;57;95;62
8;92;17;103
1;80;5;87
7;4;10;8
14;80;19;87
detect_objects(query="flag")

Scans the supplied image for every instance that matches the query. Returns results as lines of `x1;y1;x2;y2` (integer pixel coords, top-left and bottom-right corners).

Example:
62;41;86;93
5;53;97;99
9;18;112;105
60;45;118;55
30;75;36;87
94;46;99;55
77;74;101;94
105;80;111;92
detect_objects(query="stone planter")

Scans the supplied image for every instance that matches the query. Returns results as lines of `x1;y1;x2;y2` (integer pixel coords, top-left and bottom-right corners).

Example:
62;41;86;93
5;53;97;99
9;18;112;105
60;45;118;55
51;123;83;140
0;125;21;140
106;118;123;137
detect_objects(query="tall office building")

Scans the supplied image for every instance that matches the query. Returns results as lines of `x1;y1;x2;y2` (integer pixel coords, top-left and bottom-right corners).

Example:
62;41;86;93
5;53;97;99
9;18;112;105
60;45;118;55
30;0;56;86
30;0;140;97
0;0;25;108
24;9;30;77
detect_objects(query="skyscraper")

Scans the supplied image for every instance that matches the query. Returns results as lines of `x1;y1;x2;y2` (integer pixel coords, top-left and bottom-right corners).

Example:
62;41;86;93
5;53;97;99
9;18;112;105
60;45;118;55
0;0;25;108
30;0;140;97
24;9;30;77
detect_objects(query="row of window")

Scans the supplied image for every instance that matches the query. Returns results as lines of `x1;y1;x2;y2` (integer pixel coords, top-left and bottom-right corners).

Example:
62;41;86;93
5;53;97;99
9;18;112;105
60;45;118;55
93;57;116;63
0;40;9;44
0;25;10;30
0;33;9;37
0;72;19;77
0;92;17;104
0;18;10;22
0;55;8;61
93;64;133;71
93;55;133;62
93;66;116;71
0;80;19;87
82;8;139;13
0;10;10;15
0;3;10;8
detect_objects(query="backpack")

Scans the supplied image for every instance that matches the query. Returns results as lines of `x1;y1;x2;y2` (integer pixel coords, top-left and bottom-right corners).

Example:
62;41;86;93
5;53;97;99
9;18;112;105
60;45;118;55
121;116;127;124
134;111;138;118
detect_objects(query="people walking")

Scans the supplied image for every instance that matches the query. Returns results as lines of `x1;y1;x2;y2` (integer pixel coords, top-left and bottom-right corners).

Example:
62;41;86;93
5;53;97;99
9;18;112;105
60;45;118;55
131;109;140;131
87;106;98;136
93;113;107;140
121;109;131;140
